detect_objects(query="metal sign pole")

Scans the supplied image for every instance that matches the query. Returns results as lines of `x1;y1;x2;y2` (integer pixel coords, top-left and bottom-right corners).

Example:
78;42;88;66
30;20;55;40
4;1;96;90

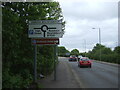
54;45;57;80
56;45;58;62
34;43;37;83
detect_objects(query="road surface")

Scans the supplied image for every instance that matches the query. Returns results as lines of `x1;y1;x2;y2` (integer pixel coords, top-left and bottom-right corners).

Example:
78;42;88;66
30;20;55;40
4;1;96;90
39;57;119;88
68;60;118;88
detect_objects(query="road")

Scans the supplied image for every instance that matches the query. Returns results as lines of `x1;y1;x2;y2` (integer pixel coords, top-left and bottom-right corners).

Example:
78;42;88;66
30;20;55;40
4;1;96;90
39;57;119;88
59;57;119;88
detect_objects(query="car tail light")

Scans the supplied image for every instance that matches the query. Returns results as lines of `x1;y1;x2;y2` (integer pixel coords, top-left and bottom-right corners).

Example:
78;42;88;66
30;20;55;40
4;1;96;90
80;61;82;63
88;61;91;63
80;61;83;63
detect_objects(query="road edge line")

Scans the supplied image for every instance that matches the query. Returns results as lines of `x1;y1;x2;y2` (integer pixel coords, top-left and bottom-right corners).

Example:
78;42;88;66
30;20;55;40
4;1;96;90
66;62;85;88
94;60;120;67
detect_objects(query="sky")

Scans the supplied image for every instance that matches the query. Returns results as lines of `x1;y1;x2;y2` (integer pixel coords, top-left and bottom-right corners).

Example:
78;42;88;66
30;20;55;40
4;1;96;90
56;0;119;52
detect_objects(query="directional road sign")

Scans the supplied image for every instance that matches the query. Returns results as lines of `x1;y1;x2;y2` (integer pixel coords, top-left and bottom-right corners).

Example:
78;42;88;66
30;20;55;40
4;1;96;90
28;20;63;38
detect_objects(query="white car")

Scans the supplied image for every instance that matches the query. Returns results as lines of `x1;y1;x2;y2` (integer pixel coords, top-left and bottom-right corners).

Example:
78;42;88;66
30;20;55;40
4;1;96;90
78;55;82;60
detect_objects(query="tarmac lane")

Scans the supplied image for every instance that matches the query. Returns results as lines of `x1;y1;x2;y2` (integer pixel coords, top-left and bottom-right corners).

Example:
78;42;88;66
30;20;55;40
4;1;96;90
38;57;119;88
68;58;119;88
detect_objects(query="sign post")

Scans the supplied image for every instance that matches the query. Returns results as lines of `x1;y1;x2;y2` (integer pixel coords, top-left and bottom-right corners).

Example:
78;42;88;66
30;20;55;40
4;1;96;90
28;20;63;82
34;42;37;83
54;45;57;81
54;45;57;80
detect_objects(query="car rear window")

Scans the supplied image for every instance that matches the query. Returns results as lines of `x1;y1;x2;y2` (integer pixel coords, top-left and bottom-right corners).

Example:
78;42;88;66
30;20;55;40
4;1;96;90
81;58;89;61
70;55;76;58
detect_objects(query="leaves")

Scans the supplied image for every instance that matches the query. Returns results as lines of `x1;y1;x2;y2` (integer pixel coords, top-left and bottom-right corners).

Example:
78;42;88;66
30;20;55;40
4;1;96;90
58;46;70;56
71;49;79;56
2;2;65;88
86;44;120;64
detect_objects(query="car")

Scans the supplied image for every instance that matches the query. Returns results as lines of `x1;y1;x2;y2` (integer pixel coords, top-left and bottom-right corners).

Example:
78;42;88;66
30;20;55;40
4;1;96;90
78;57;92;68
69;55;77;61
78;55;82;60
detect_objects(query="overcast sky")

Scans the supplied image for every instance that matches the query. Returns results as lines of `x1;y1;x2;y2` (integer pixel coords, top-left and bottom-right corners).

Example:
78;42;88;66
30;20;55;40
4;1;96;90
56;0;119;52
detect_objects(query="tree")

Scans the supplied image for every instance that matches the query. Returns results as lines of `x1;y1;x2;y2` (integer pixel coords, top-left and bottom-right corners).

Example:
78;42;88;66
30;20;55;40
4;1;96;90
70;49;79;56
2;2;65;88
114;46;120;54
113;46;120;64
86;44;120;64
92;43;105;53
58;46;70;56
101;47;112;54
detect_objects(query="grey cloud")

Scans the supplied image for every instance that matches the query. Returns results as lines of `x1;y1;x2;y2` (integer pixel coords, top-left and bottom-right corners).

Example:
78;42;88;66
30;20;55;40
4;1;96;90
59;1;118;52
62;2;118;21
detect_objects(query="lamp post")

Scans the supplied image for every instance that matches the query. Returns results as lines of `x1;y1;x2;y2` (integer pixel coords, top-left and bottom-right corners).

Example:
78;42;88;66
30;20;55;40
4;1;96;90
84;39;86;57
92;28;101;61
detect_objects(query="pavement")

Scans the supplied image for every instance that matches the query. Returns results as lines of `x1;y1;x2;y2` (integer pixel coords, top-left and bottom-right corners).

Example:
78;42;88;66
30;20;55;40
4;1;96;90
38;58;80;88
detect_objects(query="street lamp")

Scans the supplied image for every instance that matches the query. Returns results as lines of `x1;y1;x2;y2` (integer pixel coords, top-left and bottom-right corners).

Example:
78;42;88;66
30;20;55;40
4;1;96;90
92;28;101;61
84;39;86;57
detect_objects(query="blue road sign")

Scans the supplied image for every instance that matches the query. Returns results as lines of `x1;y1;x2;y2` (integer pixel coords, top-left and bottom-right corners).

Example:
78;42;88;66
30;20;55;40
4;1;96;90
29;30;34;34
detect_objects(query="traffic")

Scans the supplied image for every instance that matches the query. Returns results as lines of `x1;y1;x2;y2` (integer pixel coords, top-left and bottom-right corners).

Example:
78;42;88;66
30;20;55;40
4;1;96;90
66;57;118;88
68;55;92;68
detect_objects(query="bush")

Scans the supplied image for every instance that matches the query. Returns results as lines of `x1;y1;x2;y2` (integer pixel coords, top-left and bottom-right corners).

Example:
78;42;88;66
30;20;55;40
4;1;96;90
86;44;120;64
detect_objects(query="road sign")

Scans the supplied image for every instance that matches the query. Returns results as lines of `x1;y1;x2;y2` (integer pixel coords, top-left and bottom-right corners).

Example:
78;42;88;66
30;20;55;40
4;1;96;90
28;20;63;38
32;38;59;45
66;53;70;56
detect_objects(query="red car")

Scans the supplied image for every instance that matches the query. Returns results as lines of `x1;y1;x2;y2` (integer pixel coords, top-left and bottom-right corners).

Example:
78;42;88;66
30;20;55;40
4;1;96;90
78;57;92;68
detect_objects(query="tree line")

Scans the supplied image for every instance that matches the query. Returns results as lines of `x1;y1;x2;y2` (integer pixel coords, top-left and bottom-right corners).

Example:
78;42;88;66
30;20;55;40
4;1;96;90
58;44;120;64
86;44;120;64
2;2;65;88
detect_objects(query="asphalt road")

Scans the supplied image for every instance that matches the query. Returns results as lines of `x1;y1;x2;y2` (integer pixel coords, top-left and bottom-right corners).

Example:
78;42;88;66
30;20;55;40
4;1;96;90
60;57;119;88
38;57;119;88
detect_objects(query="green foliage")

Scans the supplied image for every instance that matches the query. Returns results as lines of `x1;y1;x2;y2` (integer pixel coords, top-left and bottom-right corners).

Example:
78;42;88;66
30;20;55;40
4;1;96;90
70;49;79;56
37;46;55;75
86;44;120;64
2;2;65;88
114;46;120;54
101;47;112;54
58;46;70;57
